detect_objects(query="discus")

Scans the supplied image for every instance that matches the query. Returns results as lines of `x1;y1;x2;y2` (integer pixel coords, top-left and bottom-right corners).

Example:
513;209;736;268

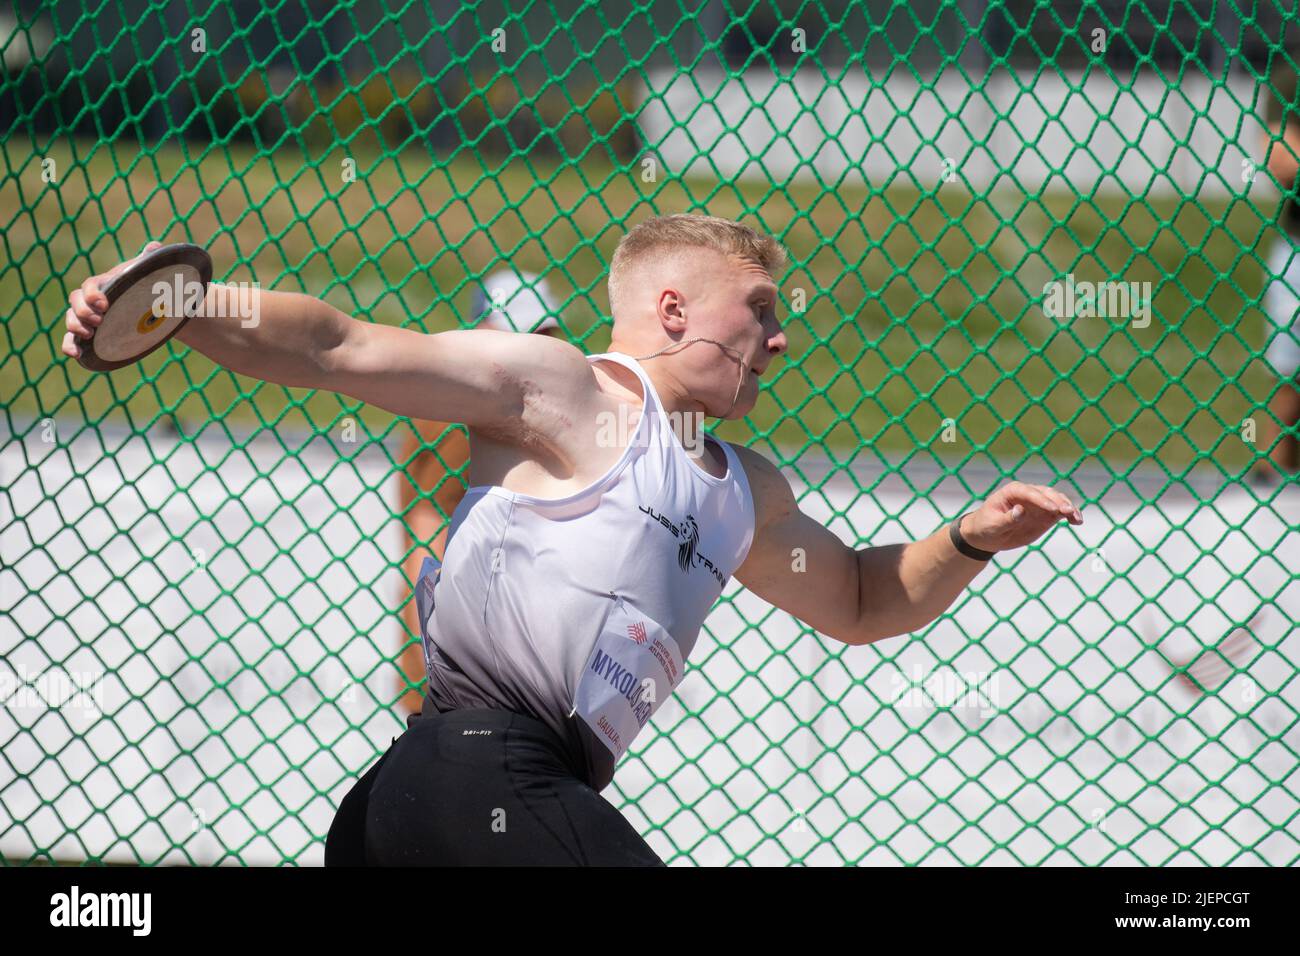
75;243;213;372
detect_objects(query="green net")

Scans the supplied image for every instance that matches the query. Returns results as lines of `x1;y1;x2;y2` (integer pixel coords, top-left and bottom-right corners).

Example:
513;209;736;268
2;0;1298;865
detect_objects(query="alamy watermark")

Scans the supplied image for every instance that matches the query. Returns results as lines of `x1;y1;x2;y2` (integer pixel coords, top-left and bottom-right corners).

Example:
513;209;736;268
1042;274;1151;328
49;886;150;935
596;404;708;459
1;665;106;715
150;276;261;328
890;664;1000;716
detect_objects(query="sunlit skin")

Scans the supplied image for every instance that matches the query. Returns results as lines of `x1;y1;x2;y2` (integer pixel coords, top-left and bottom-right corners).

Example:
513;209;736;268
62;230;1083;652
606;247;787;422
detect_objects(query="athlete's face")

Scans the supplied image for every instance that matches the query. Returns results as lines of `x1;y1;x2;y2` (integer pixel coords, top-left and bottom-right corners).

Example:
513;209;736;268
691;252;787;418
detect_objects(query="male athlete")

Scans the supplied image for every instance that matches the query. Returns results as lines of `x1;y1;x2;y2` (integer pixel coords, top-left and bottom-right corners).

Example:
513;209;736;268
62;214;1084;866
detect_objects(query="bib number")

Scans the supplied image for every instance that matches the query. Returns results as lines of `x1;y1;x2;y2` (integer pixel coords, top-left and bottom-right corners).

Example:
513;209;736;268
573;595;684;762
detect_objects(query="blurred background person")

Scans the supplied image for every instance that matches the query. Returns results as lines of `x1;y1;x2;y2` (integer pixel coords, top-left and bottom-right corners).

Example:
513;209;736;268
394;271;567;715
1256;49;1300;485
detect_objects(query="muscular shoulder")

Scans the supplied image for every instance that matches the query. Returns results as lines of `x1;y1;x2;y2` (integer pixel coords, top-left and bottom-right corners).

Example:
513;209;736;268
470;333;600;445
726;442;797;532
495;333;594;394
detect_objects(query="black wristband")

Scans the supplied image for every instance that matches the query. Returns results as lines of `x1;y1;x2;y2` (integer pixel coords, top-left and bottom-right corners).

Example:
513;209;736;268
949;512;996;562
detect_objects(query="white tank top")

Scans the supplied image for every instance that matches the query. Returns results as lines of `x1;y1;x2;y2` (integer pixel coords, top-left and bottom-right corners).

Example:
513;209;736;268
416;350;756;790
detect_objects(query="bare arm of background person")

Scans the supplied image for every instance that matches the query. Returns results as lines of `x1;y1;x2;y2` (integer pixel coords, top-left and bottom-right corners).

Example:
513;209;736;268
396;422;470;716
1264;120;1300;187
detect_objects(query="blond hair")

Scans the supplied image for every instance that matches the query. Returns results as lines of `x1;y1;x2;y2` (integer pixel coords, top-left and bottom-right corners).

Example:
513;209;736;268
608;213;788;315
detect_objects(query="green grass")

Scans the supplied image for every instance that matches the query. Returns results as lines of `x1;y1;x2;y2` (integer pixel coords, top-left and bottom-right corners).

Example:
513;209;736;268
1;137;1286;475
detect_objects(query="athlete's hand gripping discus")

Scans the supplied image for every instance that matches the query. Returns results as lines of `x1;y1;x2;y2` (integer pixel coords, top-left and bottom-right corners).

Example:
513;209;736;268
68;242;213;372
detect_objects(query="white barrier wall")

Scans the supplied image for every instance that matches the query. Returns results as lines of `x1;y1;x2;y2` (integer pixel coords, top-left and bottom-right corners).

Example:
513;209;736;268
637;67;1274;198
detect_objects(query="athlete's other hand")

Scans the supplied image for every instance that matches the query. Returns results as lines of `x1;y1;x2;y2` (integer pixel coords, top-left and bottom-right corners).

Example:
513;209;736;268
61;241;164;359
960;481;1083;554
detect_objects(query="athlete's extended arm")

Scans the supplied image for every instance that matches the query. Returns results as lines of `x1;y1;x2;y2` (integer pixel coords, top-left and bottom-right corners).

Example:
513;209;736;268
731;446;1083;646
60;243;592;428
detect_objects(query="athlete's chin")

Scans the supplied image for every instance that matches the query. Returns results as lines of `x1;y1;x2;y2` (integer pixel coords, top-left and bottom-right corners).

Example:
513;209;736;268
718;393;758;419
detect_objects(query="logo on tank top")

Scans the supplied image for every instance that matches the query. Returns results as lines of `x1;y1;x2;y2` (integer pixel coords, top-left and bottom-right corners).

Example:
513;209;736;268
638;504;726;587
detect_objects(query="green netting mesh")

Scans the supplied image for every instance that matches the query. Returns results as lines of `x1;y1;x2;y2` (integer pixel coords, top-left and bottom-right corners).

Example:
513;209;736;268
2;1;1298;865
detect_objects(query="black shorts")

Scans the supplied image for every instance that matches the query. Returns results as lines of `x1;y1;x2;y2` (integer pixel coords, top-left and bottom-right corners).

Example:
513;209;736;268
325;708;665;866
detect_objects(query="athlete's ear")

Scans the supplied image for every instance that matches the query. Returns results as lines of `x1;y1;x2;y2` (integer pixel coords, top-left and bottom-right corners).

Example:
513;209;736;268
656;287;688;333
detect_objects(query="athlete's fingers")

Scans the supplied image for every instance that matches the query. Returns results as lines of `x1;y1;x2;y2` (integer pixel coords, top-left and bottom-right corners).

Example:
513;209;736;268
1042;487;1073;513
1040;486;1083;523
61;330;82;358
64;307;94;339
1048;488;1083;524
1009;484;1060;517
1038;486;1065;506
73;242;165;318
68;288;102;324
78;243;163;311
1035;486;1072;518
80;273;108;311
